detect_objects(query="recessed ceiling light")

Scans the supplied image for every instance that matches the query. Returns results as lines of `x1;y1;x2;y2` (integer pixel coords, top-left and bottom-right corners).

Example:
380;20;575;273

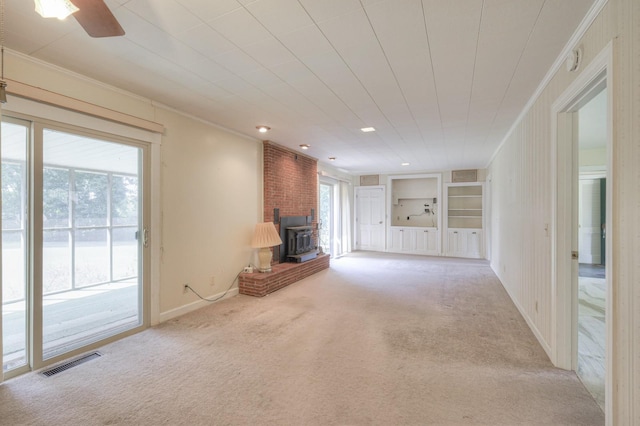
361;127;376;132
401;162;410;166
300;144;310;150
328;157;336;161
256;126;270;133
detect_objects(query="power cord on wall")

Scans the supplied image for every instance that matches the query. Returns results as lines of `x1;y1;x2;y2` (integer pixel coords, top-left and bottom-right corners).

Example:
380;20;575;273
184;270;242;303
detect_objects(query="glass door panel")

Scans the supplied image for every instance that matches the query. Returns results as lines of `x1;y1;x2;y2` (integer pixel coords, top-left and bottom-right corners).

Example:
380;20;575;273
1;119;29;373
319;183;334;256
42;129;142;359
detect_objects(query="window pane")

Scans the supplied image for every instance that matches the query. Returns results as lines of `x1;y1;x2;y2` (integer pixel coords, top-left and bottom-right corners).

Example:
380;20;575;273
2;232;26;301
43;230;72;294
75;228;109;287
113;227;138;280
2;120;29;373
43;167;70;229
2;163;25;230
112;175;139;226
75;171;108;227
319;184;332;255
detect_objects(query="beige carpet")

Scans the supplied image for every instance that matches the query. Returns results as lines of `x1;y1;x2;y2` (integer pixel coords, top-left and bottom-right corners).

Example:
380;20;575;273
0;252;603;425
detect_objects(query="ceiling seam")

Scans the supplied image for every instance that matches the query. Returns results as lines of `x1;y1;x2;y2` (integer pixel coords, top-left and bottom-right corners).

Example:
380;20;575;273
291;1;404;165
462;0;485;166
122;2;328;133
419;0;447;167
359;0;436;169
479;0;547;155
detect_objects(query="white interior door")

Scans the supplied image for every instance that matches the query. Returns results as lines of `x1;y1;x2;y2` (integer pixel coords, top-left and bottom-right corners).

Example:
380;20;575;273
355;186;385;251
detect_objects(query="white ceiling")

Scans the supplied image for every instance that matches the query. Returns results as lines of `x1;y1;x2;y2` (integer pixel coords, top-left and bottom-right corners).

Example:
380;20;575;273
3;0;597;174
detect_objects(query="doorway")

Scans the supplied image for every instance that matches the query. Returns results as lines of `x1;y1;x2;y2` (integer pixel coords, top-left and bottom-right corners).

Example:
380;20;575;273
576;88;607;411
2;116;148;377
552;44;612;420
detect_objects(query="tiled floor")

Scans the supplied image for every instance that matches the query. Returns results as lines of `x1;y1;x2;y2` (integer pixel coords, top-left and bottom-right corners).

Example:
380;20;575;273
578;269;605;412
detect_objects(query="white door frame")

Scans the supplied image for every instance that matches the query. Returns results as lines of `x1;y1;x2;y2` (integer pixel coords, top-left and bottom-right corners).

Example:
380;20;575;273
551;41;613;421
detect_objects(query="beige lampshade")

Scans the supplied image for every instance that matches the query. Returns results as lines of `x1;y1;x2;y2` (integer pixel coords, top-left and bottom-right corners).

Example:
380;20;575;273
250;222;282;248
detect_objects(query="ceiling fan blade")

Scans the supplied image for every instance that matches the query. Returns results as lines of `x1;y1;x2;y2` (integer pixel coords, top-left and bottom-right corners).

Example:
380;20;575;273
72;0;125;38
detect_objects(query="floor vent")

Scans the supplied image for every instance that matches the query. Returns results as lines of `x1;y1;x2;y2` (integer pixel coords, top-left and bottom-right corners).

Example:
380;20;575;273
40;352;102;377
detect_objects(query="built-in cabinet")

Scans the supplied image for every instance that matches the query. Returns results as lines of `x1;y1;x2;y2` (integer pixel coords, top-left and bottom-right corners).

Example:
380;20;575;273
389;227;439;255
387;174;442;255
445;182;484;258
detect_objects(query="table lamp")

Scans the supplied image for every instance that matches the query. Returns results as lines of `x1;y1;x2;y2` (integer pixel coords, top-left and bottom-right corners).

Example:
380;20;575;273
251;222;283;273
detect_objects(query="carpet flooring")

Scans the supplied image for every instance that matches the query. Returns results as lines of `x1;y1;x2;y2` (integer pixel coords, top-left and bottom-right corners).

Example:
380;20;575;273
0;252;604;425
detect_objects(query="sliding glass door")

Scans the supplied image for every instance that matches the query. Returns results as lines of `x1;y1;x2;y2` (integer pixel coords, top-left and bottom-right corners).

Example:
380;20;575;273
41;128;143;360
2;116;147;375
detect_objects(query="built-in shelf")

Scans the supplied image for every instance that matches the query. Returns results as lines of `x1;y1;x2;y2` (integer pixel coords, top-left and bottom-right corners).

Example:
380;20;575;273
445;182;484;258
388;173;442;253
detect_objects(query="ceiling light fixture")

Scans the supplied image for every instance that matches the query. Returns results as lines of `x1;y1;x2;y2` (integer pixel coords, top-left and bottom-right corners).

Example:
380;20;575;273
361;127;376;132
401;162;410;166
34;0;79;20
328;157;336;161
256;125;270;133
299;144;310;150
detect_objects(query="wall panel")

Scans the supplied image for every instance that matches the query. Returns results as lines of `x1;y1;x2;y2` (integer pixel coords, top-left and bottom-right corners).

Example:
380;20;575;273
488;0;640;423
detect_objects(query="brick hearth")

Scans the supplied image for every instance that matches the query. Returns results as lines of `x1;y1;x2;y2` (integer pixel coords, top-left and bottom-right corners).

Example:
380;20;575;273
239;254;330;297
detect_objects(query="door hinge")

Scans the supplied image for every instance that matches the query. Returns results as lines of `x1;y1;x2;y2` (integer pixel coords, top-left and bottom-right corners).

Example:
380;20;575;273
571;250;578;260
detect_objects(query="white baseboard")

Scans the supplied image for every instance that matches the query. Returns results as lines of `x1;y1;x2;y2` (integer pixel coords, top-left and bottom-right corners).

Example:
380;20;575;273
159;287;239;323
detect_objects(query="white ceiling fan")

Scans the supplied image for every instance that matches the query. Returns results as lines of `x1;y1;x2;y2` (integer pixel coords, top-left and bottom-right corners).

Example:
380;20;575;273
34;0;124;38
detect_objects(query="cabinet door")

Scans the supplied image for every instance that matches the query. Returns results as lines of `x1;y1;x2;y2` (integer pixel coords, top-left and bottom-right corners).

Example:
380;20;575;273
415;229;427;253
424;229;438;254
416;229;438;254
465;230;482;258
389;228;403;252
402;229;415;251
447;230;466;256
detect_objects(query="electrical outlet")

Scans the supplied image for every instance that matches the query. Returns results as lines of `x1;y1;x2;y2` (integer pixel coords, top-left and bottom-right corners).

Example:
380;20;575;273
183;284;189;294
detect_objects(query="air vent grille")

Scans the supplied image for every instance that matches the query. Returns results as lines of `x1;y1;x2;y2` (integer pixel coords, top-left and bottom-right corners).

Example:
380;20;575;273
40;352;102;377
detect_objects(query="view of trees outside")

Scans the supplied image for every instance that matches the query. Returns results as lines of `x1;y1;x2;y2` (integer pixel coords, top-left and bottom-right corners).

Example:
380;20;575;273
42;168;139;294
2;142;140;300
319;184;332;255
2;120;28;305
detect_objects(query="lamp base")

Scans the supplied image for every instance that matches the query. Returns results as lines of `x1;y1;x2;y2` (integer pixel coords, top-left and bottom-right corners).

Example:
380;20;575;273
257;247;273;273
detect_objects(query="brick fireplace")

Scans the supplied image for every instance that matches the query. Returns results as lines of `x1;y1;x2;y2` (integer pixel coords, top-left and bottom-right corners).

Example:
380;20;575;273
239;141;329;297
263;141;318;225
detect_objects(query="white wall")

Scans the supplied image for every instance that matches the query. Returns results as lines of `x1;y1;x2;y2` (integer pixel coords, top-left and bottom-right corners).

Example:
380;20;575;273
487;0;640;423
157;109;261;318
